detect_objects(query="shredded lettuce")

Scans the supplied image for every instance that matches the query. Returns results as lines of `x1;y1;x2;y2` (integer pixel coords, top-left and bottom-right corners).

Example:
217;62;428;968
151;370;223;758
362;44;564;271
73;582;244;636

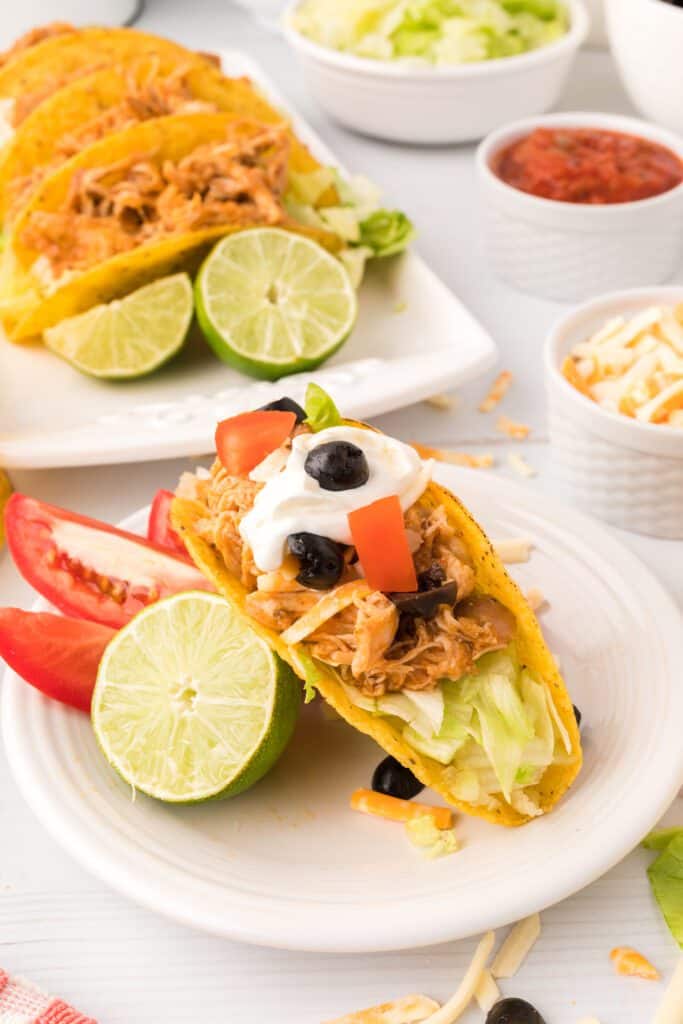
291;0;569;66
359;210;415;258
645;829;683;948
406;814;459;858
304;382;342;433
343;648;568;811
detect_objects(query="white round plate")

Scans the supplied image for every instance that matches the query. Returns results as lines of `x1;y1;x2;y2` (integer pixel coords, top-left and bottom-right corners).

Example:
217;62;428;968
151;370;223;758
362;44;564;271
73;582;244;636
3;467;683;952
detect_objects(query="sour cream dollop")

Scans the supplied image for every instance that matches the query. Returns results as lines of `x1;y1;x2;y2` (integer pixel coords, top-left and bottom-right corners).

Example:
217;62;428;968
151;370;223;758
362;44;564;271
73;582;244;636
240;426;432;573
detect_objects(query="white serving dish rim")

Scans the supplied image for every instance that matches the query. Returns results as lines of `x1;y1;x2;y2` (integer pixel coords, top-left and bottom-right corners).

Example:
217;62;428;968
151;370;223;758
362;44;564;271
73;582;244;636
545;285;683;457
477;111;683;226
283;0;588;80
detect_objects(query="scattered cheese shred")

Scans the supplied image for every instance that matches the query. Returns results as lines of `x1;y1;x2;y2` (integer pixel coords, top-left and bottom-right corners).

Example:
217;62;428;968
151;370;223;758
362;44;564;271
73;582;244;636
425;394;456;412
497;415;531;439
653;956;683;1024
479;371;513;412
491;913;542;979
562;304;683;427
281;581;370;644
411;443;494;469
507;453;536;478
0;470;12;548
350;790;453;831
324;994;440;1024
474;969;500;1013
493;538;533;564
526;587;547;612
610;946;660;981
421;931;496;1024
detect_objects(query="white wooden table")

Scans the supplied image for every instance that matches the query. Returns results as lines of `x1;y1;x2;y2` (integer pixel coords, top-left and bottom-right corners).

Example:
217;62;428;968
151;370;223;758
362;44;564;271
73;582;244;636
1;2;682;1021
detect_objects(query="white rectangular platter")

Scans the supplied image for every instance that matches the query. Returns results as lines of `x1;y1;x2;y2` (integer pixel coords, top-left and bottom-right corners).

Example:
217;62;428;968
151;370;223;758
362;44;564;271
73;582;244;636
0;52;496;469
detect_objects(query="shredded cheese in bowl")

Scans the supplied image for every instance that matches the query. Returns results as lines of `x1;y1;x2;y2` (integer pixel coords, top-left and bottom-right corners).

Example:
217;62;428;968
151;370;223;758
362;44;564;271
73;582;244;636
562;304;683;427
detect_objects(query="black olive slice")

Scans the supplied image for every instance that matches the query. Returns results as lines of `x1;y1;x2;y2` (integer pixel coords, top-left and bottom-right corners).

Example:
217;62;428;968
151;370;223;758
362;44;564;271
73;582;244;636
372;756;424;800
287;532;345;590
304;441;369;492
259;396;306;422
389;580;459;619
486;997;546;1024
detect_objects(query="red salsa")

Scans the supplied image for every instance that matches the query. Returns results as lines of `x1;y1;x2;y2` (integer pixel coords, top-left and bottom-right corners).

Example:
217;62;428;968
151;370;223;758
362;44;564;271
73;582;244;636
494;127;683;205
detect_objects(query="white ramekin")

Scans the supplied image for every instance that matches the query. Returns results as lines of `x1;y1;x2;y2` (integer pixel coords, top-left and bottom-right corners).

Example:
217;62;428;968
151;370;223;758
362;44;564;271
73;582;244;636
477;112;683;303
282;0;588;145
607;0;683;135
545;286;683;539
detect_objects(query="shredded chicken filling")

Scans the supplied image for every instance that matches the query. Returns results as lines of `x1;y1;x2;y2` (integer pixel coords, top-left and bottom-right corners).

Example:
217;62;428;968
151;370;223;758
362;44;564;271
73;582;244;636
186;455;516;697
8;61;222;218
20;120;290;275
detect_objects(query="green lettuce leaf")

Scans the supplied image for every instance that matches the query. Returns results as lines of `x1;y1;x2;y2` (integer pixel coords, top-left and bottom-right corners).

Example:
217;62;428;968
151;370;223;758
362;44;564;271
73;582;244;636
359;210;415;258
304;383;342;433
646;830;683;948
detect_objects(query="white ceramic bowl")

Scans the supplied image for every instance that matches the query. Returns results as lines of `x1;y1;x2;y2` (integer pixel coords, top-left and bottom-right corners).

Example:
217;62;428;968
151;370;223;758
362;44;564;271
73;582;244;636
607;0;683;135
477;112;683;302
545;286;683;539
282;0;588;145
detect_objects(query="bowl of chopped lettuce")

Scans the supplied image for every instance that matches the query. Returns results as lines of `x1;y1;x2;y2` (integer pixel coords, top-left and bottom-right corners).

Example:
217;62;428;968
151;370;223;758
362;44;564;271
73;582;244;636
283;0;588;143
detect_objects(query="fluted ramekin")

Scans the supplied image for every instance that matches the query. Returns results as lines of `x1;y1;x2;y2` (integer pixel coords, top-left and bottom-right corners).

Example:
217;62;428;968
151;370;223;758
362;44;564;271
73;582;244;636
477;112;683;302
545;286;683;539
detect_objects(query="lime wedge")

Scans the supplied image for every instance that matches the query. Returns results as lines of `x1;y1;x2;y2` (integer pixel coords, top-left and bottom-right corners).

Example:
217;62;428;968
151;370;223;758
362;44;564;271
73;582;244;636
92;591;300;803
43;273;193;379
195;227;357;380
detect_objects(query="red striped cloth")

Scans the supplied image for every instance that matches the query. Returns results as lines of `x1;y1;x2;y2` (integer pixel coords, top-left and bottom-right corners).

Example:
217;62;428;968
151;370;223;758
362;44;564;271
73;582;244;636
0;970;96;1023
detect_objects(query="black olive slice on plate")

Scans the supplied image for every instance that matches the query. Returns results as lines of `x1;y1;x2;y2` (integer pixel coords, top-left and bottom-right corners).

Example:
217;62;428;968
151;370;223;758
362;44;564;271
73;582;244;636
287;532;345;591
389;581;459;619
573;704;582;727
259;396;306;423
486;998;546;1024
304;441;369;492
372;755;424;800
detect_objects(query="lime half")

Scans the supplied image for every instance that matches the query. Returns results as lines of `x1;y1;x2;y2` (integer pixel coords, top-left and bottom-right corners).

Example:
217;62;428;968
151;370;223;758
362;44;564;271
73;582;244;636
43;273;193;379
196;227;357;380
92;591;300;803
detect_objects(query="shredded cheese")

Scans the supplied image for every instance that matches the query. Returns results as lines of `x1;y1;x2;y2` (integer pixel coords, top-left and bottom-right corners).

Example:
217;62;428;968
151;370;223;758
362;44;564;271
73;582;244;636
653;957;683;1024
562;304;683;427
497;415;530;440
324;995;440;1024
526;587;547;612
493;538;533;564
610;947;660;981
411;444;494;469
350;790;453;830
479;371;513;413
474;969;500;1013
281;581;370;644
425;394;456;411
508;453;536;478
491;913;541;979
421;931;496;1024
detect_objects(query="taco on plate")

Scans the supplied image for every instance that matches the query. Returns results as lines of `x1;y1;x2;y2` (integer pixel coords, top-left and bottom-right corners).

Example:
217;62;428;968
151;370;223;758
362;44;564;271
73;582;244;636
0;111;342;341
0;54;333;228
171;391;582;827
0;25;215;150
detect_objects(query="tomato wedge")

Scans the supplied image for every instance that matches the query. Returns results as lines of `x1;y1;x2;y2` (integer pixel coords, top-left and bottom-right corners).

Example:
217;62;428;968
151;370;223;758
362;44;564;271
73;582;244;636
5;494;213;629
0;608;114;712
148;489;186;556
348;495;418;593
215;410;296;476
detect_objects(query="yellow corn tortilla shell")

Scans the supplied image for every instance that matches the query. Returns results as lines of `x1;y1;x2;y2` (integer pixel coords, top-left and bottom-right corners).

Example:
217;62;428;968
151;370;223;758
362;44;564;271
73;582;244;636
0;56;335;226
171;425;582;827
1;111;342;342
0;27;205;118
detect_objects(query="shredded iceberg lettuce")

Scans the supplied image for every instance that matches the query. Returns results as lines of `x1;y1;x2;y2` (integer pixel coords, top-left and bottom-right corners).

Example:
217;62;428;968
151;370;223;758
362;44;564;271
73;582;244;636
290;0;569;66
343;648;569;811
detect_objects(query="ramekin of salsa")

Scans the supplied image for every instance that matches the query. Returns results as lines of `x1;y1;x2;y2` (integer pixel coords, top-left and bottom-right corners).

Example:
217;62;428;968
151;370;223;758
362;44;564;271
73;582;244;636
477;113;683;301
493;127;683;204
